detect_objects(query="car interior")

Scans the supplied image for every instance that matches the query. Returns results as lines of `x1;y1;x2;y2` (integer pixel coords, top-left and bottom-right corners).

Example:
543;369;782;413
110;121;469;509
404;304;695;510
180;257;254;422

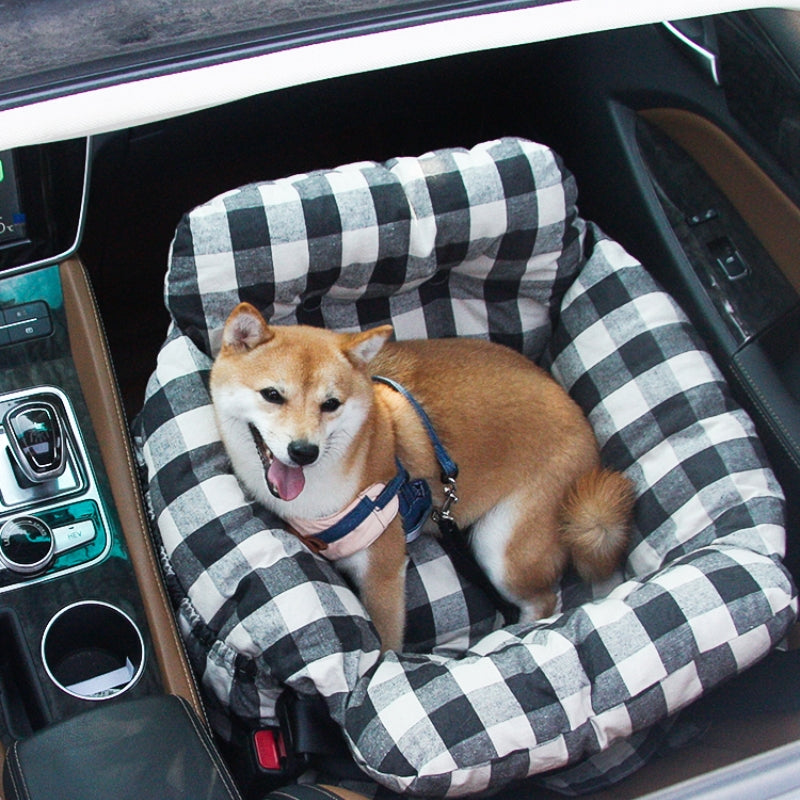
2;5;800;799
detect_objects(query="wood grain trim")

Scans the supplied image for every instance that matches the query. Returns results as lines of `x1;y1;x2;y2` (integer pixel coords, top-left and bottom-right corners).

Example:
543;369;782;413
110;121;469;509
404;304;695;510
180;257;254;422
640;107;800;294
59;257;206;725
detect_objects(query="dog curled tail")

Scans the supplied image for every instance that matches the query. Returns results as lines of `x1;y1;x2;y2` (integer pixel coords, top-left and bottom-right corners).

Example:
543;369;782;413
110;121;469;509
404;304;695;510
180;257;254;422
560;467;635;582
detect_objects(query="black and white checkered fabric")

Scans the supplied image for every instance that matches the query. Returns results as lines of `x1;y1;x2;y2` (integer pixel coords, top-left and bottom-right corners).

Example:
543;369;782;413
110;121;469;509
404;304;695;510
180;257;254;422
134;138;797;797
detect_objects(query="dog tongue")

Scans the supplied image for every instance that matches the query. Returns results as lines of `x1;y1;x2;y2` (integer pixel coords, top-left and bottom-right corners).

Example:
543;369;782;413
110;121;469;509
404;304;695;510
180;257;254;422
267;459;305;501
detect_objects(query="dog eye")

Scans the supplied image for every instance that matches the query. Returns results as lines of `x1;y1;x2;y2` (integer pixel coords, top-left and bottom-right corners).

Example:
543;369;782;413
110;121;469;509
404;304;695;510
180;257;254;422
260;388;285;405
321;398;342;413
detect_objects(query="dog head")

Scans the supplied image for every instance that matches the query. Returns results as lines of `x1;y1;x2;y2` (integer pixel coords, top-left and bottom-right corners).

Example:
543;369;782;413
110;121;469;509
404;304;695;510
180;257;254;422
210;302;392;507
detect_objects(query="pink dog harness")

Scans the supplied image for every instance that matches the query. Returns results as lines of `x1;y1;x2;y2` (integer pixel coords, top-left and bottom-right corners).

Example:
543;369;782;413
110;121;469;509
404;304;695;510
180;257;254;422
287;483;401;560
286;377;459;560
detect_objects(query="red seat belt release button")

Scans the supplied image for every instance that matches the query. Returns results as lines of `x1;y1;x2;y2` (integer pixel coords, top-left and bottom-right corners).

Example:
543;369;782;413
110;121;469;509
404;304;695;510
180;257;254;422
253;728;286;771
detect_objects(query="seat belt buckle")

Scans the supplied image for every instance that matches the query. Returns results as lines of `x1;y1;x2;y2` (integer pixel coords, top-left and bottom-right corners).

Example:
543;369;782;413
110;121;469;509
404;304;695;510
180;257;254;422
251;693;329;779
222;704;314;797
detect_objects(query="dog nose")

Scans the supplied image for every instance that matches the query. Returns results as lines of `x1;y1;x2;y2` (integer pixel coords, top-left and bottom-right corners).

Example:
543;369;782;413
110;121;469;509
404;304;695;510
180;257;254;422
288;440;319;467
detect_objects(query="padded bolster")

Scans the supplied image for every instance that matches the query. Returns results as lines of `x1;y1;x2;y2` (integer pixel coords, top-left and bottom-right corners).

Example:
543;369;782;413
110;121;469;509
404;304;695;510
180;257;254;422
165;137;584;362
2;695;241;800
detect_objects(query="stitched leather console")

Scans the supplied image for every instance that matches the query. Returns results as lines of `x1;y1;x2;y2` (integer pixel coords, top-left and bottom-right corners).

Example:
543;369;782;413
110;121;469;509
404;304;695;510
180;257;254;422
58;257;205;720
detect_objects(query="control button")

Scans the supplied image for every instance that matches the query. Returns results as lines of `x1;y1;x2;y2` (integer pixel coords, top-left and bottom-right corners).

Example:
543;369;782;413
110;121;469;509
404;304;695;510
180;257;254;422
52;519;96;555
686;208;719;226
253;729;286;771
1;301;52;345
708;236;750;282
0;516;55;575
7;316;53;343
3;302;48;324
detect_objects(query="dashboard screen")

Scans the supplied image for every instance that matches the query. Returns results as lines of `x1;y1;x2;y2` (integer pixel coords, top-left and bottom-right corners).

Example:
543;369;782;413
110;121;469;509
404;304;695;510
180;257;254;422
0;151;26;245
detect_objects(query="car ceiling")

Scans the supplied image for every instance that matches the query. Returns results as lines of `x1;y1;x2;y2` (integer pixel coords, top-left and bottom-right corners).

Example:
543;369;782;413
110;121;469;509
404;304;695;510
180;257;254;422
0;0;793;151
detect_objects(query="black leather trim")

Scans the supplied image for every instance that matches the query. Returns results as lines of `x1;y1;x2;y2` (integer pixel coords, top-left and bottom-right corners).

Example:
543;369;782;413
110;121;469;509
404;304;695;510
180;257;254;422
2;694;241;800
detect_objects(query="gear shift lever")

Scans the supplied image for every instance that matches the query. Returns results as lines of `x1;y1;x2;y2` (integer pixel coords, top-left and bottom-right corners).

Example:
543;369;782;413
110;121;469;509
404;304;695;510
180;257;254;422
3;402;67;484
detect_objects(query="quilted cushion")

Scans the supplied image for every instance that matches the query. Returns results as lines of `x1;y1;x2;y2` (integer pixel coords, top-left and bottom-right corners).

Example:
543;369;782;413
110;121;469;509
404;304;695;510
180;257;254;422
134;138;797;796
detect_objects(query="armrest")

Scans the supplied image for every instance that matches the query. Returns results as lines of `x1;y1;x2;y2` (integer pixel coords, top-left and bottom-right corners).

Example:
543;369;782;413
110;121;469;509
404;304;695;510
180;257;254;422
3;695;241;800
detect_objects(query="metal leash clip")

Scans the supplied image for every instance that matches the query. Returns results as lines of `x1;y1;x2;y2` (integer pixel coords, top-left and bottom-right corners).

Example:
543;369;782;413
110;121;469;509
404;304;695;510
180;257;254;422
431;477;459;527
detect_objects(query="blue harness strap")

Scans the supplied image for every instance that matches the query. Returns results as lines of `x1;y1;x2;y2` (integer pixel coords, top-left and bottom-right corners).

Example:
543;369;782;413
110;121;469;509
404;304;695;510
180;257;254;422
308;459;432;547
396;466;432;542
372;376;459;482
312;465;407;546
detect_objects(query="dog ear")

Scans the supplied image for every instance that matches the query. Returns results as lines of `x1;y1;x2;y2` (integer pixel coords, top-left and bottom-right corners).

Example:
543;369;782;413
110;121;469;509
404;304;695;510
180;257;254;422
222;302;274;352
344;325;393;366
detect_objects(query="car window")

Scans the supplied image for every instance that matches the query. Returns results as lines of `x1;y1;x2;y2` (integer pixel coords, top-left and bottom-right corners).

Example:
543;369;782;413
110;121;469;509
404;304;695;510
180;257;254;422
719;10;800;191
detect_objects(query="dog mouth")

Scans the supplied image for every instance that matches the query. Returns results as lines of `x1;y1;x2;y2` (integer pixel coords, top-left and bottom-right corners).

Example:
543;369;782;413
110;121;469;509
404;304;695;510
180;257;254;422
248;424;305;502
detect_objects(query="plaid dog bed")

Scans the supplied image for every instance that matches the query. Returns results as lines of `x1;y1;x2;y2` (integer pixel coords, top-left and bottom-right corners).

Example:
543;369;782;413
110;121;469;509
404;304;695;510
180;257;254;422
134;138;797;796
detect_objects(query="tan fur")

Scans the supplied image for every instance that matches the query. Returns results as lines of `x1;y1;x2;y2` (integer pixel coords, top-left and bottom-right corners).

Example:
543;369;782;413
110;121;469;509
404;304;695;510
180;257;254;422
210;302;635;651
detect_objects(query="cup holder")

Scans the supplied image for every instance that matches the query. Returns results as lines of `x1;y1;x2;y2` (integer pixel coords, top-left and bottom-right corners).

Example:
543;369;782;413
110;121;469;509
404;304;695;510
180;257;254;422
41;601;145;701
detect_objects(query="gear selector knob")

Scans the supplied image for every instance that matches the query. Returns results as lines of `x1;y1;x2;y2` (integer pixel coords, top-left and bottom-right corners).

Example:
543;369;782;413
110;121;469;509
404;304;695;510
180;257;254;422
3;402;67;484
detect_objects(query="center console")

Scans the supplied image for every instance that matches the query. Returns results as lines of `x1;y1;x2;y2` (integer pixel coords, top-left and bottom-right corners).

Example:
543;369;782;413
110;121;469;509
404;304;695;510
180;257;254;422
0;137;211;794
0;387;110;587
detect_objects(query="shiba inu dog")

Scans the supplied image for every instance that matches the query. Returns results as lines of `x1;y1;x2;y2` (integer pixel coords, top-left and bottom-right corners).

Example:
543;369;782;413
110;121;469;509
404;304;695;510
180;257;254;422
210;302;634;651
